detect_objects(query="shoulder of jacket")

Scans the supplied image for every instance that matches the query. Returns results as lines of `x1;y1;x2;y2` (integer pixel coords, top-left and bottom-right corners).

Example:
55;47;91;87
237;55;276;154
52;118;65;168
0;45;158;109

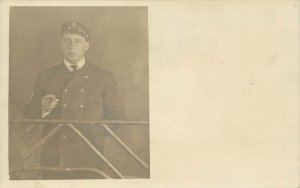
87;63;113;77
39;64;63;76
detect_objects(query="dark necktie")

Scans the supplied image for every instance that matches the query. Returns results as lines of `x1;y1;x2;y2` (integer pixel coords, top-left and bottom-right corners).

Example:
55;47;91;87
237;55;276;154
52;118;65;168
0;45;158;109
70;64;79;72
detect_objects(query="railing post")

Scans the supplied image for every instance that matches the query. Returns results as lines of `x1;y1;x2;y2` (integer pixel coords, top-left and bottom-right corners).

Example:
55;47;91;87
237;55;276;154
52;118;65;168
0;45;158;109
66;124;125;179
101;123;150;171
11;124;64;171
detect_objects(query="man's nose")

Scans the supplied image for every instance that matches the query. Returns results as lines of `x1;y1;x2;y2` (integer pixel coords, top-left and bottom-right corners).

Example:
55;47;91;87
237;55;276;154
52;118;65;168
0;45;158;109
68;41;76;49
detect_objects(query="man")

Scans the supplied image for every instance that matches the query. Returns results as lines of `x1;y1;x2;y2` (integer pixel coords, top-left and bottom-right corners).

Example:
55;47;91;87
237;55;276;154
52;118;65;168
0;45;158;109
25;21;125;179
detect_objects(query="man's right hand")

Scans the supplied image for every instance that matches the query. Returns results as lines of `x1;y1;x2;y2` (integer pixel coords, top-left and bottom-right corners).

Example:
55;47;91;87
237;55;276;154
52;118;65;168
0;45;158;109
41;95;59;113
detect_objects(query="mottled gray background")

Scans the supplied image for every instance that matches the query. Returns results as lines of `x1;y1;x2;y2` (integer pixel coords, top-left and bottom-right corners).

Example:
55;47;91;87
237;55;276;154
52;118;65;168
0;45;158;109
9;7;149;178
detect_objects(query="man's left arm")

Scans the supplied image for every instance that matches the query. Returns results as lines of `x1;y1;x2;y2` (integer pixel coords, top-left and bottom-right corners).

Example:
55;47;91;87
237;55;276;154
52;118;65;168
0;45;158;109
103;72;125;120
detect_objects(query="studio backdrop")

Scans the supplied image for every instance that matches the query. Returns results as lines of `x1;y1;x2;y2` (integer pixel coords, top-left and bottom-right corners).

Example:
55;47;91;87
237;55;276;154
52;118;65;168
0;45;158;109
9;6;149;178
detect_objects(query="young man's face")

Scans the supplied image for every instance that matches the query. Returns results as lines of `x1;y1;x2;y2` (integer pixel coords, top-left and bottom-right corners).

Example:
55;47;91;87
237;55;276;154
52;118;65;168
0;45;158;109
60;33;89;64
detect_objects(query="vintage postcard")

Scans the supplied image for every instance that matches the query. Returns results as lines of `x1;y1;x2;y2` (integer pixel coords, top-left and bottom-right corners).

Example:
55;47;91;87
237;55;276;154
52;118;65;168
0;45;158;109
0;0;299;188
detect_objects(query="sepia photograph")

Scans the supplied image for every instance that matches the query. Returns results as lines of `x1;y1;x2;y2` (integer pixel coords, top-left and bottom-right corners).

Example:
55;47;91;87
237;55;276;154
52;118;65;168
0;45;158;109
1;1;299;188
9;6;149;180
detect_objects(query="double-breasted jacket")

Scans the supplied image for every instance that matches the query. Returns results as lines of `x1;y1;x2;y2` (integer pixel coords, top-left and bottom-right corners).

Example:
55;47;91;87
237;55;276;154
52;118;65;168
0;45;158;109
26;62;124;169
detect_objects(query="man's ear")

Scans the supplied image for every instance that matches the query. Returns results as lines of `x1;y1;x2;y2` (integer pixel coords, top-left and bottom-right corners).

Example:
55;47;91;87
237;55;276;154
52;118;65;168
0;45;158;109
85;41;90;51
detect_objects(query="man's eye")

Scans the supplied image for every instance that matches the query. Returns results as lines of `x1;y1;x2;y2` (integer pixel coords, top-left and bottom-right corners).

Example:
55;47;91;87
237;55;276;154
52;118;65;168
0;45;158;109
75;39;82;43
64;39;71;43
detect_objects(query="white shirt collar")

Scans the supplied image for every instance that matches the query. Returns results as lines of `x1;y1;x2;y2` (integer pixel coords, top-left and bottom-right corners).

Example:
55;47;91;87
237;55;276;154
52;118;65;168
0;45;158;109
64;57;86;72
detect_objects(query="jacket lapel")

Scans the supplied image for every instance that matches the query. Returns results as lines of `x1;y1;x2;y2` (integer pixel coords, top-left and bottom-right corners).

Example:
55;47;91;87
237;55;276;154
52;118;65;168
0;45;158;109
45;63;69;93
65;63;91;89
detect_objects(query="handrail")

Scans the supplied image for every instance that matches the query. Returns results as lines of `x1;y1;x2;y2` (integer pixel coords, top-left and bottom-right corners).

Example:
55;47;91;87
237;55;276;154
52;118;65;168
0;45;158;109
10;119;149;126
9;118;150;179
11;166;112;179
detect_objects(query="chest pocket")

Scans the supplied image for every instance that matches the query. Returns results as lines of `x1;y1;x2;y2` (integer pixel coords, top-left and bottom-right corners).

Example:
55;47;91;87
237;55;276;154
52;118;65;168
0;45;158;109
87;93;102;104
86;85;104;104
84;74;106;104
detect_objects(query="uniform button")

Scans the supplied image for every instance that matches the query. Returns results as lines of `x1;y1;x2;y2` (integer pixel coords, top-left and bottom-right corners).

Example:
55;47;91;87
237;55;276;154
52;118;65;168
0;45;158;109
81;89;84;92
80;104;84;108
64;89;68;92
63;104;67;107
62;135;66;139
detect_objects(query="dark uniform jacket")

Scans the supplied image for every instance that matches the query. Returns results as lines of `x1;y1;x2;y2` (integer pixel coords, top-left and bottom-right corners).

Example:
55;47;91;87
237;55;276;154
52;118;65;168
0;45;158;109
26;62;124;173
